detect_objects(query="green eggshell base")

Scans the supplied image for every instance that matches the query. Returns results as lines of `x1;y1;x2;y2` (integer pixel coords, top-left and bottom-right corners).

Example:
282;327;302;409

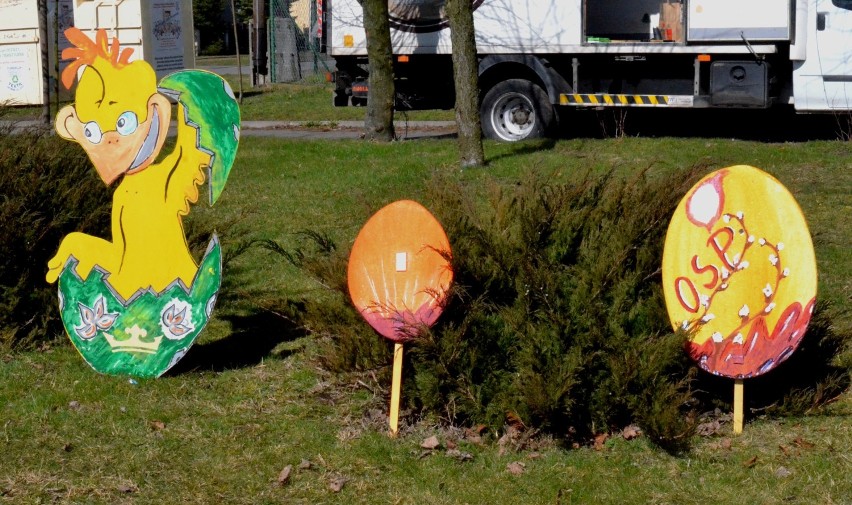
57;237;222;378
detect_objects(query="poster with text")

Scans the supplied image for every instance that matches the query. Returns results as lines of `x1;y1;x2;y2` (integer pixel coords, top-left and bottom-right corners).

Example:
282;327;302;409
150;1;185;74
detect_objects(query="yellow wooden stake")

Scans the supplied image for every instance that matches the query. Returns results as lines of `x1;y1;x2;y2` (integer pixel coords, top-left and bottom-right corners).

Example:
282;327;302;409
389;342;404;438
733;379;744;434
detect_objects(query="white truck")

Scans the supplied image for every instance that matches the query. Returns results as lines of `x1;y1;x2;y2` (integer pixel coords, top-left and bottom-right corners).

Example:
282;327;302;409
327;0;852;141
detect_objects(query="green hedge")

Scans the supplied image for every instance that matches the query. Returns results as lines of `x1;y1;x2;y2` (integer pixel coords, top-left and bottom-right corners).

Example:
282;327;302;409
295;166;849;451
0;125;111;349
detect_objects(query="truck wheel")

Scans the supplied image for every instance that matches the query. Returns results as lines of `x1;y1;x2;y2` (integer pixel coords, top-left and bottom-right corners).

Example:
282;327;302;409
481;79;554;141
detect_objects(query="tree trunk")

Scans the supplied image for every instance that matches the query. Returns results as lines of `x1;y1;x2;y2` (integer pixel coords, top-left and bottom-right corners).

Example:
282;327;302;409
446;0;484;168
253;0;267;81
361;0;395;141
230;0;243;103
38;0;50;124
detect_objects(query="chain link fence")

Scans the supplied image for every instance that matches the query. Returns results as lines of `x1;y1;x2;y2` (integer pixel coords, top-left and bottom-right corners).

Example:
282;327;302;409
267;0;332;83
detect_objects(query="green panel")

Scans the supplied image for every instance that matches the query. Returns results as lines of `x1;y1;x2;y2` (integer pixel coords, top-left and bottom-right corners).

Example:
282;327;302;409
159;70;241;205
57;237;222;378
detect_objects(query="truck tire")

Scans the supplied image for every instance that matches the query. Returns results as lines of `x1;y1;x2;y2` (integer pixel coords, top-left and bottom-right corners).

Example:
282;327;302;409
480;79;555;141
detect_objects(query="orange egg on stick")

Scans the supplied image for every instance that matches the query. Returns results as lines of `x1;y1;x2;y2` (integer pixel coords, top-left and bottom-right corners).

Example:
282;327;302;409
348;200;454;436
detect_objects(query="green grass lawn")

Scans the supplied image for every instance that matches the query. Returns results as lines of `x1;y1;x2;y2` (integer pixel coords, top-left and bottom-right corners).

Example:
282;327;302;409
2;136;850;503
195;54;252;67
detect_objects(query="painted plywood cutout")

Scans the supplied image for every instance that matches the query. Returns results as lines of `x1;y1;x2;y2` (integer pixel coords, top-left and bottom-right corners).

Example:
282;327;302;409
662;165;817;379
348;200;454;341
46;28;240;378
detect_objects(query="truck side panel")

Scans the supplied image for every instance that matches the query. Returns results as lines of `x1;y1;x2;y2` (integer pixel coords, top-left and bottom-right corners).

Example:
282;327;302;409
329;0;582;56
686;0;791;41
329;0;852;136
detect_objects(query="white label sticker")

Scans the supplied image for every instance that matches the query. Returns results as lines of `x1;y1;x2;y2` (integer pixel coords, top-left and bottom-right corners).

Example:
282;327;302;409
395;252;407;272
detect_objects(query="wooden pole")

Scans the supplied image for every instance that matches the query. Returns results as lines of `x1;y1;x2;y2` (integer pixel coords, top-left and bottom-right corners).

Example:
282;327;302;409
38;0;50;124
389;342;403;437
733;379;744;434
53;0;59;116
229;0;243;103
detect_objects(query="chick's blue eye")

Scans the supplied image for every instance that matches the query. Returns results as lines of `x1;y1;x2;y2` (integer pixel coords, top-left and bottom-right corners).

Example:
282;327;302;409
116;111;138;136
83;121;102;144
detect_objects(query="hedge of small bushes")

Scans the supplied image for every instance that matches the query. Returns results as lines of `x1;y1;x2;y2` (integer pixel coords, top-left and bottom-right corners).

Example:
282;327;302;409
286;166;850;452
0;123;112;350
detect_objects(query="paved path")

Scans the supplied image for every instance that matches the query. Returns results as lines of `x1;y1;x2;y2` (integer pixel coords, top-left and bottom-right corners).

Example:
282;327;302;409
241;120;457;140
198;59;335;79
1;119;458;140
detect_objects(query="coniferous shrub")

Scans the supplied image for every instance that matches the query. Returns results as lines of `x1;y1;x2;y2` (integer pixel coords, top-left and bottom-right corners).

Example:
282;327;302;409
411;167;703;449
262;163;850;451
258;232;392;373
0;125;111;349
299;166;706;450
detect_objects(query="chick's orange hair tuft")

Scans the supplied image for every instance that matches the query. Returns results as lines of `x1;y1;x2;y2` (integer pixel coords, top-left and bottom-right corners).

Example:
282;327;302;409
60;28;134;89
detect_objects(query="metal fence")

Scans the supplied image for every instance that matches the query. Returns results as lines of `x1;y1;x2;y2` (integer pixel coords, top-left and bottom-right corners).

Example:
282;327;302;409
266;0;332;83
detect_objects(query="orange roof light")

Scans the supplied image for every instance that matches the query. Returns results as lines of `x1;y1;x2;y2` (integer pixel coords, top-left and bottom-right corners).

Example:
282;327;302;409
698;54;711;62
397;55;410;63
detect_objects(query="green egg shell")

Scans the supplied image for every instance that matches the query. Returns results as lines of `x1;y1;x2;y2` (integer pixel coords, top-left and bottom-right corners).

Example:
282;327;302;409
57;237;222;378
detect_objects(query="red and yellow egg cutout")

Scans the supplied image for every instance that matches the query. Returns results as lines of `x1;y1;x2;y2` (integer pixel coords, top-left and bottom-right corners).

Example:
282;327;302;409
348;200;454;341
662;165;817;378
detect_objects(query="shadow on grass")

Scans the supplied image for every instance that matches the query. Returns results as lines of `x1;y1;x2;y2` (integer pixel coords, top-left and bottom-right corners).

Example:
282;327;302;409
167;309;308;375
486;137;558;164
235;89;264;100
557;107;851;142
398;132;458;141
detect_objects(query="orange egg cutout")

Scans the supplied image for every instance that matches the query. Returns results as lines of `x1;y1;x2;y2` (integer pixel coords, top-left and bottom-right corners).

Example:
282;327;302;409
662;165;817;379
348;200;454;341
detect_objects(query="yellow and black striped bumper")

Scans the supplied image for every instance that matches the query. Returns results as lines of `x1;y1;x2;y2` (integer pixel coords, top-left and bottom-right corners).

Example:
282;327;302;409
559;94;693;107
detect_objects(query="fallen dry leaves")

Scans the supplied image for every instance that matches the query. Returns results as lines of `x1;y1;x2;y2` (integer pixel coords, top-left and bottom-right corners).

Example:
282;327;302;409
593;433;609;451
506;412;526;431
272;459;318;488
446;448;473;462
464;425;487;445
696;420;723;437
775;466;792;478
497;425;541;455
506;461;525;475
421;435;441;450
622;425;642;440
328;475;348;493
277;465;292;486
116;482;137;494
417;434;474;462
792;437;815;449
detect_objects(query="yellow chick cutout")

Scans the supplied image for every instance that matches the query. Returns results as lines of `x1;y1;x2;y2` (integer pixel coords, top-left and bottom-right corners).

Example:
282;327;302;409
47;28;240;377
